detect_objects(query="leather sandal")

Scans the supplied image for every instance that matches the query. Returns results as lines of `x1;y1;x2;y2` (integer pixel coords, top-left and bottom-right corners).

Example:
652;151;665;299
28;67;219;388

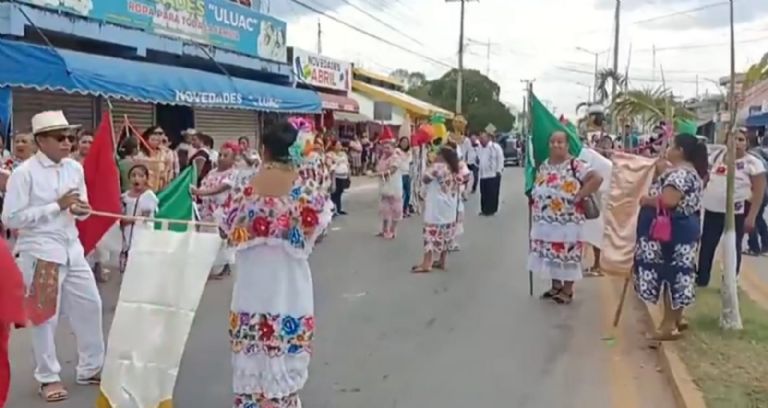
39;382;68;402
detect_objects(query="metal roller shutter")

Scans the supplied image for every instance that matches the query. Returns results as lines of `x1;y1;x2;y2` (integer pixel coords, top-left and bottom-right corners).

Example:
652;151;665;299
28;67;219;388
102;99;155;136
12;89;95;133
194;108;257;149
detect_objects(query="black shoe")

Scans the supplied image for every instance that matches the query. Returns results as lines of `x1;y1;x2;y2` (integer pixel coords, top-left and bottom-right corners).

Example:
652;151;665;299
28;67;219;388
338;210;348;215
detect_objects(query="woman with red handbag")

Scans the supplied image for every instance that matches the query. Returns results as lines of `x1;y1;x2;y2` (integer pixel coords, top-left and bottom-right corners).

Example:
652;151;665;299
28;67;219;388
634;133;709;341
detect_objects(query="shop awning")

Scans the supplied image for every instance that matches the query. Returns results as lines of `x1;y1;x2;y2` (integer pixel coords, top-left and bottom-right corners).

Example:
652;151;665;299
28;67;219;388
0;38;321;113
352;80;454;119
334;111;372;123
319;92;359;113
746;112;768;127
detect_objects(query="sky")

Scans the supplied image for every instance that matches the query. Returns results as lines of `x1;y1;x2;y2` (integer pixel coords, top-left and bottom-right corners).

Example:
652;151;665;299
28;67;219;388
265;0;768;117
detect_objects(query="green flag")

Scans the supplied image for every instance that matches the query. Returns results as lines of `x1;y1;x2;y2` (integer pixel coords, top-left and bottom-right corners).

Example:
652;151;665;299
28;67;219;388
675;118;698;135
524;93;583;194
155;166;198;232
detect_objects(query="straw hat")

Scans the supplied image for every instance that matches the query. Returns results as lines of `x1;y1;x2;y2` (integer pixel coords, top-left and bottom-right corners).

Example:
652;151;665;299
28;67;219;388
31;110;81;135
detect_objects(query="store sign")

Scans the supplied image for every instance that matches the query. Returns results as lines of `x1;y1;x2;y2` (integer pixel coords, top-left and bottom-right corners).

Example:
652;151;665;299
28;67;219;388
17;0;288;62
174;90;281;108
292;48;351;92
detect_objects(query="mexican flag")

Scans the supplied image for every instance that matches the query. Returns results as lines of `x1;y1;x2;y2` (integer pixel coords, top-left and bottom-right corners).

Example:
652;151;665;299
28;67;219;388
155;165;198;232
524;93;583;195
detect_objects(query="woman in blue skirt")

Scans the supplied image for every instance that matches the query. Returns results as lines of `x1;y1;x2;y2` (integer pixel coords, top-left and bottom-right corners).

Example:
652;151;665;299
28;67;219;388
634;133;709;341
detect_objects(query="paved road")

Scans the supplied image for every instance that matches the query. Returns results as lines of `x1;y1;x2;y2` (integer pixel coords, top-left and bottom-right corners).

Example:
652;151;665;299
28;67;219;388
7;168;677;408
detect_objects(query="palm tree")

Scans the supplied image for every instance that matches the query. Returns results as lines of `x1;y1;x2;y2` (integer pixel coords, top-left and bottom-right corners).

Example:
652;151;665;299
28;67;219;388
610;86;696;130
595;68;627;104
743;52;768;91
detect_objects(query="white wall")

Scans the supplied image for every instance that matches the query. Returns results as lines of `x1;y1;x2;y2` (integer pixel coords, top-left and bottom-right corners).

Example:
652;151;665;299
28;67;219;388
351;91;406;126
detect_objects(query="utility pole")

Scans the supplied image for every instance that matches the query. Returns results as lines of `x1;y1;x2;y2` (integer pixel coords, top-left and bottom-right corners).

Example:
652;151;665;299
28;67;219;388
520;79;534;136
696;74;700;97
457;0;466;114
317;19;322;54
485;38;491;77
611;0;621;99
447;0;476;114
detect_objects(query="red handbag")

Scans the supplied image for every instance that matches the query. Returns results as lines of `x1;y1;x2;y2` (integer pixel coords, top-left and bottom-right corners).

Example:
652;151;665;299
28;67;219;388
650;198;672;243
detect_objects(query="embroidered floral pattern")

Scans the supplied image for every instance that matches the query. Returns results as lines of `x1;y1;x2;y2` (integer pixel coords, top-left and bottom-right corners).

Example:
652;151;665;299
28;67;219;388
423;223;456;253
199;168;237;221
647;168;702;216
233;392;300;408
530;239;584;264
425;162;462;196
229;311;314;357
530;159;591;225
634;167;702;309
223;176;328;251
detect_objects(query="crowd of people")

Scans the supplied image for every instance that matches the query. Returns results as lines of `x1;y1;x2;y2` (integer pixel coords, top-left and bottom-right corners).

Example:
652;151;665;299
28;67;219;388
528;126;767;340
0;108;513;407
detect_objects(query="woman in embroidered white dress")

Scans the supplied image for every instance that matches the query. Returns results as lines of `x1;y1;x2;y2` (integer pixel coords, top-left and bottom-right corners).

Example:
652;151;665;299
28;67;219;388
221;120;333;408
192;141;240;279
412;146;462;273
528;131;602;304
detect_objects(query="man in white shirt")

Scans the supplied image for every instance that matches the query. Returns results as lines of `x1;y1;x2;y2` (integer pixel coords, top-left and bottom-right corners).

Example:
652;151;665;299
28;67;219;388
477;132;504;216
2;111;104;402
462;134;480;193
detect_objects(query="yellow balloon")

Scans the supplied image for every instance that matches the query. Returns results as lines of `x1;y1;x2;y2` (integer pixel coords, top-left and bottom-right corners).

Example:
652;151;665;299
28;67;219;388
433;123;447;143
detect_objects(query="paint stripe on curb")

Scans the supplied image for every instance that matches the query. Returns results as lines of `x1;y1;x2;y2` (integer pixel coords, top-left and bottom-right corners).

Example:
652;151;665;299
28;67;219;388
639;296;708;408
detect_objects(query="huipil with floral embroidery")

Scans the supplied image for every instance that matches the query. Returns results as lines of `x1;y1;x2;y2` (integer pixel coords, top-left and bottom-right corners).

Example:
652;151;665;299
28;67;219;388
527;158;593;281
198;167;237;222
219;173;333;406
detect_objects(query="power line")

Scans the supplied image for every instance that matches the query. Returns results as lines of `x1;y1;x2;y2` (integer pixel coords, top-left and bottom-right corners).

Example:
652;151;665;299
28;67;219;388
286;0;454;68
335;0;424;45
632;1;728;25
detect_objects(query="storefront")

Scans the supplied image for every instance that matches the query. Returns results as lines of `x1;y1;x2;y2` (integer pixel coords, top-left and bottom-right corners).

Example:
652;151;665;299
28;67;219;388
0;38;321;143
290;48;359;136
351;79;453;139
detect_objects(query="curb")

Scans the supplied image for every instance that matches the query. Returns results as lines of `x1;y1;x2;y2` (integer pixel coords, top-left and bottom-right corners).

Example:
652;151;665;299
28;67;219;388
638;297;708;408
741;260;768;310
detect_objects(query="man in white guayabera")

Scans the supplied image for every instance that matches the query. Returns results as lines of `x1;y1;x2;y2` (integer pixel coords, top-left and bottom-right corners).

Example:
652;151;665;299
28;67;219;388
1;111;104;403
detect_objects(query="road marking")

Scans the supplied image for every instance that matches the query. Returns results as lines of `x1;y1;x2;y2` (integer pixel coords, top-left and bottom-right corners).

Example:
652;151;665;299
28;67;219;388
597;276;641;408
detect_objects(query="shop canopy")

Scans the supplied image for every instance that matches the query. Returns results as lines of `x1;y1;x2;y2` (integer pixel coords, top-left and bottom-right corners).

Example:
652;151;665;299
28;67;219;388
318;92;359;113
352;80;454;119
0;38;321;113
334;111;372;123
746;112;768;128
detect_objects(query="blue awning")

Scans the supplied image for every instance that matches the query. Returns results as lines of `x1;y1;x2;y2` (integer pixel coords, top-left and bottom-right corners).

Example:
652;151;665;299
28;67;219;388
0;38;321;113
746;112;768;128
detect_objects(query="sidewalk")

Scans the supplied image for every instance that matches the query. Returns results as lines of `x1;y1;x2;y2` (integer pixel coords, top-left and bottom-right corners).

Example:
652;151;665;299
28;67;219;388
742;254;768;308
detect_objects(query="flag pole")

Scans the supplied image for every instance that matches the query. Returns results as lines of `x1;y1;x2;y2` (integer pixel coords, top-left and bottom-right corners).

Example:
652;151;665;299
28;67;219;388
527;82;534;297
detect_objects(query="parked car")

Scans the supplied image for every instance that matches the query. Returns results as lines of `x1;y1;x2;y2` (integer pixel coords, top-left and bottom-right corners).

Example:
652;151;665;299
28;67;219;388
497;134;521;166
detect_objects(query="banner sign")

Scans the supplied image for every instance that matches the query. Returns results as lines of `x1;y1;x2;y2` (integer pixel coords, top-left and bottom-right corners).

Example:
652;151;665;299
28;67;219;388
18;0;288;62
292;48;351;92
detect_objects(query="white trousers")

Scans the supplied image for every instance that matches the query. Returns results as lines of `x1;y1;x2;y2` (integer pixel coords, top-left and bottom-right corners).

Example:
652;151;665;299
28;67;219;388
16;246;105;384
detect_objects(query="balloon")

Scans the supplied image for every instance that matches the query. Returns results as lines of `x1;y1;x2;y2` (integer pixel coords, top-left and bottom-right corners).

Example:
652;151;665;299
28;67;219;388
431;114;446;125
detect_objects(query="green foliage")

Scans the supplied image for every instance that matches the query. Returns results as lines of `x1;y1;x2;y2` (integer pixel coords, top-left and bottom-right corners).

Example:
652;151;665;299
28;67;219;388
401;68;516;134
744;52;768;91
611;86;695;129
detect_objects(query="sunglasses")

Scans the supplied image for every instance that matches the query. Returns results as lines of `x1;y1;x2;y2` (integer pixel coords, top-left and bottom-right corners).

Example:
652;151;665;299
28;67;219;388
46;134;77;143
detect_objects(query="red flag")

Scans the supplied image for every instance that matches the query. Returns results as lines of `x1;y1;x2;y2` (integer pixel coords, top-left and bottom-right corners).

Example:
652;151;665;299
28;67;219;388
77;110;122;255
0;237;25;326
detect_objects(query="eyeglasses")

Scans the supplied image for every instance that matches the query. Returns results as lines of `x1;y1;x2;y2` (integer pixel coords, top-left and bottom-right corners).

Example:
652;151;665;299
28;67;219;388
47;134;76;143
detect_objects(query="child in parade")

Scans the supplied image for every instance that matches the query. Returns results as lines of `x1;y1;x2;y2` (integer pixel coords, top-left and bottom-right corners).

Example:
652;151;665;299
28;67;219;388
119;164;159;274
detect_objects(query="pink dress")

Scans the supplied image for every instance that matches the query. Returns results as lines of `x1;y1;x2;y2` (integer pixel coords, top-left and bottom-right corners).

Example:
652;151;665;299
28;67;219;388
376;151;404;221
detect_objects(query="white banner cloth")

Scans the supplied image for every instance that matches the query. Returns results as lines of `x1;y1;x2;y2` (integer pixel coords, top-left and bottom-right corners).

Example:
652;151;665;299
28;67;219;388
578;148;613;249
98;228;222;408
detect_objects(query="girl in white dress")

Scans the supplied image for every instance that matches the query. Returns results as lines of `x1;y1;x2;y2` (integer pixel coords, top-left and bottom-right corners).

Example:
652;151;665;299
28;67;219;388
412;147;462;273
220;120;333;408
119;164;159;274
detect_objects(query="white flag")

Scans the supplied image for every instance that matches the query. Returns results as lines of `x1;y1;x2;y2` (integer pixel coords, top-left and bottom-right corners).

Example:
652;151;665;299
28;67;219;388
97;228;222;408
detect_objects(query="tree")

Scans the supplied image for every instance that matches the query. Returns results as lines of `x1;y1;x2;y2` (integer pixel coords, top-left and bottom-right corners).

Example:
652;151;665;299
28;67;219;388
389;69;427;91
743;52;768;91
595;68;627;104
407;69;515;133
611;86;695;129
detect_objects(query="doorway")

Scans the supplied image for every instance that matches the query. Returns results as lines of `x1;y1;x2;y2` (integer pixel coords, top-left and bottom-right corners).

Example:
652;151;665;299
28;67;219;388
156;104;194;147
